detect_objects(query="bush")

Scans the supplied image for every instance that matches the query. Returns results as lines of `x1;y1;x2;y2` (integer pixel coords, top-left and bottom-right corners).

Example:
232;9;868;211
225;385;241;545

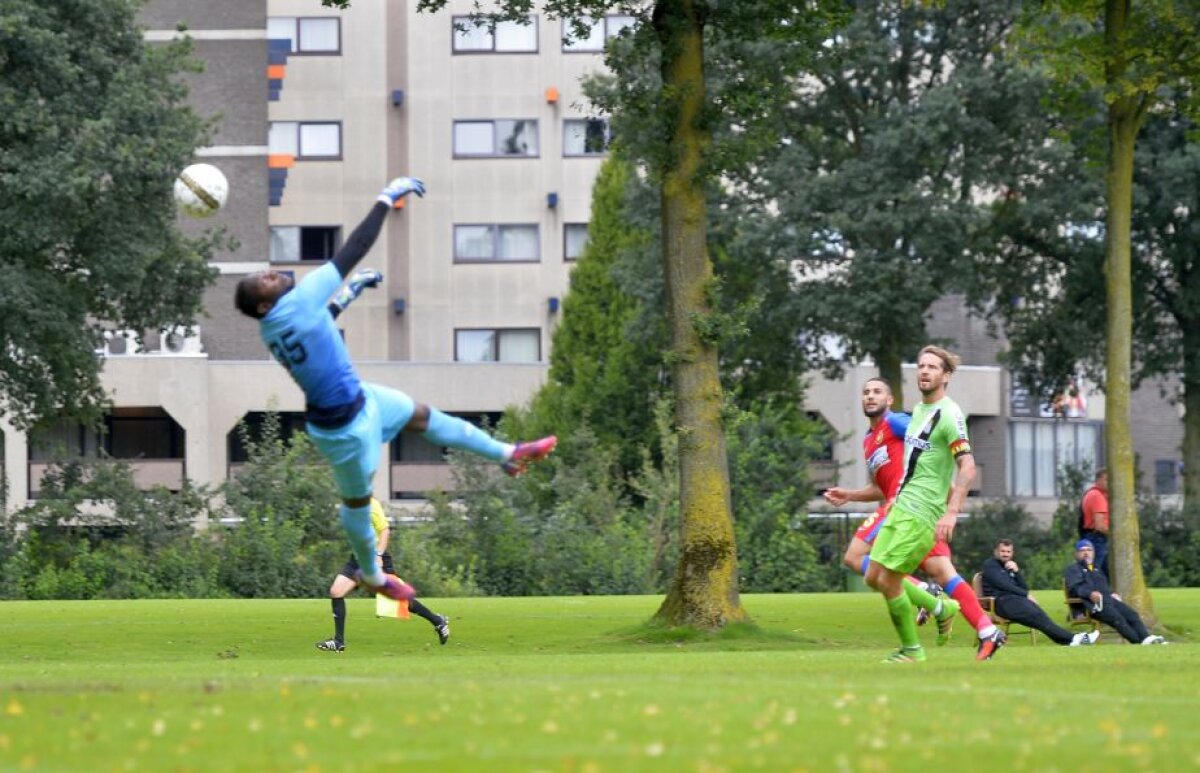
7;417;1197;601
1136;499;1200;588
727;401;829;592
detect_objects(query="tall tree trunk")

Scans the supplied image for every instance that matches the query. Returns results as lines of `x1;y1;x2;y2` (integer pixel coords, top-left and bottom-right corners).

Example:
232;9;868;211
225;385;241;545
1182;325;1200;507
877;348;904;410
652;0;747;630
1103;0;1154;622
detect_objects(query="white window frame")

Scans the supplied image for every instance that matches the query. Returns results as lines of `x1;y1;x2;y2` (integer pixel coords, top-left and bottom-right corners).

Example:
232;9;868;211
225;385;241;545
1008;419;1103;497
454;224;541;263
267;16;341;55
452;15;538;53
562;15;636;52
563;118;611;157
269;121;342;160
454;328;542;363
564;223;589;261
270;225;342;263
452;119;539;158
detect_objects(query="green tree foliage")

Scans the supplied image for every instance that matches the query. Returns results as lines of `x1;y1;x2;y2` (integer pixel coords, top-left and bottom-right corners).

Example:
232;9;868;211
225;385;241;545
496;153;836;595
12;459;220;598
4;414;347;600
980;110;1200;503
726;403;829;592
217;414;344;597
1130;114;1200;504
521;156;665;479
0;0;223;428
221;416;343;549
725;0;1050;406
1008;0;1200;616
423;433;659;596
333;0;839;630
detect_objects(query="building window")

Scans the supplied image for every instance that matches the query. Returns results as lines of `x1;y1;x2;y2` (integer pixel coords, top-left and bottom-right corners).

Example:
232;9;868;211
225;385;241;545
564;223;589;260
563;119;610;156
107;412;185;459
454;224;539;262
270;226;341;262
562;15;636;52
393;433;447;463
29;410;184;461
1155;459;1181;496
269;121;342;159
227;412;306;464
452;15;538;52
453;119;538;157
267;17;341;54
28;420;102;461
1008;420;1102;497
455;329;541;363
805;411;836;462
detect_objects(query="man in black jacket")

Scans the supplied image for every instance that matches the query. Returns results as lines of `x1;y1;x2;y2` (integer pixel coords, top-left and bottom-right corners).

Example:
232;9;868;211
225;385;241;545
1064;539;1167;645
981;539;1097;646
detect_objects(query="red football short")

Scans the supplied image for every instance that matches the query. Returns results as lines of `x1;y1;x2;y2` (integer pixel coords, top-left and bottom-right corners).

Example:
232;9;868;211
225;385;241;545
919;540;952;570
853;506;889;545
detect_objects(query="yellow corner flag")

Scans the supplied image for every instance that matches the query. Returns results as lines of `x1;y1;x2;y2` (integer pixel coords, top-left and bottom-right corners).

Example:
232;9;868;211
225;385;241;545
375;594;411;620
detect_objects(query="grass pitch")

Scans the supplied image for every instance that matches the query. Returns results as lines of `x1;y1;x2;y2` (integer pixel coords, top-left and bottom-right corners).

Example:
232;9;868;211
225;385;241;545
0;590;1196;771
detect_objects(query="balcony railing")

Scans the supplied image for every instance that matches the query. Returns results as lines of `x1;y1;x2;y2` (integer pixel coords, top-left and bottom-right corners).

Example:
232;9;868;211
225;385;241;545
391;462;458;499
28;459;186;498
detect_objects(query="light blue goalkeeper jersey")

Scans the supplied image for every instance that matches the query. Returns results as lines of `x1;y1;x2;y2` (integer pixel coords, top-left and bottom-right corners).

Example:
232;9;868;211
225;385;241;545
259;262;361;413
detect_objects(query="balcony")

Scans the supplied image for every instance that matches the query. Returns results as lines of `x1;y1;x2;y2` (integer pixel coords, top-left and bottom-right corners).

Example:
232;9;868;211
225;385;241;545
391;462;457;499
28;459;186;498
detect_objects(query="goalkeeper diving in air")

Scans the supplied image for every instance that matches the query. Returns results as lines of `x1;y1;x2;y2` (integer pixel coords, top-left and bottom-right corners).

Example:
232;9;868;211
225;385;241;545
234;177;556;601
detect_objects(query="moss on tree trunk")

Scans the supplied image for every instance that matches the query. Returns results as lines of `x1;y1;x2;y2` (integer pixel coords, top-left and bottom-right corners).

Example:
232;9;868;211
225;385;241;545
651;0;747;630
1102;2;1154;621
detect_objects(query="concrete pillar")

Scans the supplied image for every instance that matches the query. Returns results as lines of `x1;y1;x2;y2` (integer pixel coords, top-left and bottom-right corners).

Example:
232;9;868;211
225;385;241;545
1;418;29;514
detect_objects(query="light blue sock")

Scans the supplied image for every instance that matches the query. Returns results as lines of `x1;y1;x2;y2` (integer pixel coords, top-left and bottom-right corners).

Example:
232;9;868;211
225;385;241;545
339;504;383;586
423;408;513;463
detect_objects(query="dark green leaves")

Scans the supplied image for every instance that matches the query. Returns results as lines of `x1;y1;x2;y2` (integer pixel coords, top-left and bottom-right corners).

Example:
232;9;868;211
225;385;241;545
0;0;219;428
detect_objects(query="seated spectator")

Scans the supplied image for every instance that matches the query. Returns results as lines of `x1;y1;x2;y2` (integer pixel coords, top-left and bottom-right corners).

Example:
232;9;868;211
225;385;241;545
981;539;1097;647
1064;539;1167;645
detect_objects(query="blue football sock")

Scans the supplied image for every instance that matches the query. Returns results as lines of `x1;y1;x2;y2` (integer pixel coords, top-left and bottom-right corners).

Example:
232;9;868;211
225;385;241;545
339;504;383;586
422;408;513;463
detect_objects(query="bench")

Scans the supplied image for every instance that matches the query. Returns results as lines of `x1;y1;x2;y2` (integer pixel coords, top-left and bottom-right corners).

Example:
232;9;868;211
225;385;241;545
1064;581;1102;634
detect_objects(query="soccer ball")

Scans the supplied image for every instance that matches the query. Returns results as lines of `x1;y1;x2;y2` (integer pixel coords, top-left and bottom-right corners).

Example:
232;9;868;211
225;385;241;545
174;163;228;218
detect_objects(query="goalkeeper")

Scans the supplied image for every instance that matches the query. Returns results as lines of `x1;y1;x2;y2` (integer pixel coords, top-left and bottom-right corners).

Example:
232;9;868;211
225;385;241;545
234;177;556;601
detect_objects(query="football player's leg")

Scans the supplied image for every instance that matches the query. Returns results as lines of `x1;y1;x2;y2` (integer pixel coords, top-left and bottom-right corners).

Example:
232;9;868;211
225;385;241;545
328;566;355;648
868;517;928;656
921;553;996;639
310;418;384;586
844;536;872;574
372;384;514;463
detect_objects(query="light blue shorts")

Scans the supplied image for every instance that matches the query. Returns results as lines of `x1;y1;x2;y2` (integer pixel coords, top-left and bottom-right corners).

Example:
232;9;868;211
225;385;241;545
305;383;415;498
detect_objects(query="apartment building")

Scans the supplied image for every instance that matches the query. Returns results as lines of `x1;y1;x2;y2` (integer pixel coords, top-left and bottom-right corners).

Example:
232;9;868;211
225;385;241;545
0;2;1184;518
808;295;1185;520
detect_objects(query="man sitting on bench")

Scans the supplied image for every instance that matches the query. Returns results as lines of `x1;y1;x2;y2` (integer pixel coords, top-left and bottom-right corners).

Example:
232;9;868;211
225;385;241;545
982;539;1097;647
1064;539;1167;645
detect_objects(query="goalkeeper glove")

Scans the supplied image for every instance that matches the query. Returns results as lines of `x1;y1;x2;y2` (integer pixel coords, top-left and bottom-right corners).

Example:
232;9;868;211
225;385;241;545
330;269;383;313
377;176;426;206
